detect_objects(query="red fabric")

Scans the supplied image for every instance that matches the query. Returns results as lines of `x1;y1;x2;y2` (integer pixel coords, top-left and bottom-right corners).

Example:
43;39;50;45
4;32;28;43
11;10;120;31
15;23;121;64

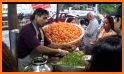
32;4;50;10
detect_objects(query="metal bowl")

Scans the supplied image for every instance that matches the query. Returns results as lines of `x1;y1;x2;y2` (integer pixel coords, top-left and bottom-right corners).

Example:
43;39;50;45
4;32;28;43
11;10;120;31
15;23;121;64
53;64;85;72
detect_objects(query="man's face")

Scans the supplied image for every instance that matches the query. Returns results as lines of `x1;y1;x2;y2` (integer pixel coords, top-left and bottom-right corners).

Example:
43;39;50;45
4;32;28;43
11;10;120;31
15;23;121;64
36;14;49;27
87;14;93;21
87;14;90;21
114;17;121;31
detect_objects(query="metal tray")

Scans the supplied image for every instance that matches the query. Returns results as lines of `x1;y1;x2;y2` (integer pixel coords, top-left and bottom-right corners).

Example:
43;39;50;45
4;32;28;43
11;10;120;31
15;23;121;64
53;64;85;72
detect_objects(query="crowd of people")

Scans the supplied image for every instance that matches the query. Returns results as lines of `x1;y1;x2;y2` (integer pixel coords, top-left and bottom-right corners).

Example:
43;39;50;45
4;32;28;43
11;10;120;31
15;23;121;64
2;5;122;72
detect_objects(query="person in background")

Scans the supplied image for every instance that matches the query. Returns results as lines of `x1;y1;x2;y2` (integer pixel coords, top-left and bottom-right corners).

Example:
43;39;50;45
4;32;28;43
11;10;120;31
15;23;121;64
97;14;104;30
2;42;18;72
81;12;99;54
86;35;122;72
80;19;87;30
17;8;69;71
114;5;122;36
65;17;77;24
84;12;99;44
97;15;116;41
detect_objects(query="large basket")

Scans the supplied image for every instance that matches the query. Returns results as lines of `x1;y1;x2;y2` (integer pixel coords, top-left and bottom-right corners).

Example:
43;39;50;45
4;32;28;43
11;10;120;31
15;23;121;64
43;24;85;50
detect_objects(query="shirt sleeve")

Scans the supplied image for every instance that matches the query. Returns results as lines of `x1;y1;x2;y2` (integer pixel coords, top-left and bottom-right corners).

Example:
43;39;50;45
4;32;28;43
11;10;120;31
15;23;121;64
21;30;41;50
86;20;99;36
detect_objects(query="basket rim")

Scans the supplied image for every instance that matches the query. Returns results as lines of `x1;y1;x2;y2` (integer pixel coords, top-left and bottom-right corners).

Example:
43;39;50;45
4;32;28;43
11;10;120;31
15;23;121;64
43;23;85;45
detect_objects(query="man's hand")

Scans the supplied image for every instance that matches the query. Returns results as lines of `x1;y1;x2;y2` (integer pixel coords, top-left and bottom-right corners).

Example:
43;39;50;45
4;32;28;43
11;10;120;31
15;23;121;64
60;44;76;52
58;49;69;56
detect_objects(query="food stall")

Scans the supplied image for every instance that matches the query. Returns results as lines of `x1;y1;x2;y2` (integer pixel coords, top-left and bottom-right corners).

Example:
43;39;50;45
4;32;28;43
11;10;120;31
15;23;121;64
22;22;91;72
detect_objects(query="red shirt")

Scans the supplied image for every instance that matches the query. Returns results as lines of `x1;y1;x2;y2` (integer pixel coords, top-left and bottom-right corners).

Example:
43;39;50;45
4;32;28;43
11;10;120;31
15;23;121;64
17;23;50;58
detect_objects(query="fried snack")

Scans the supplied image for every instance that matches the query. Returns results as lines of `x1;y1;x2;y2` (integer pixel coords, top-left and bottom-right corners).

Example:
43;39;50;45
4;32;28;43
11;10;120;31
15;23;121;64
43;22;81;44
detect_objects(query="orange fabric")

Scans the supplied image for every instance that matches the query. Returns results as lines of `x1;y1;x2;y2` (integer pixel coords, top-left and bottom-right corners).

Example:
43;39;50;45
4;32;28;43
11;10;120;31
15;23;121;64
98;27;116;39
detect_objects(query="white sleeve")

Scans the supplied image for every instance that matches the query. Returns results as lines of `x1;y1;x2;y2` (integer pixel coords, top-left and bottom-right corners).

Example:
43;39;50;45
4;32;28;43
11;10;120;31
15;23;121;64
86;20;98;36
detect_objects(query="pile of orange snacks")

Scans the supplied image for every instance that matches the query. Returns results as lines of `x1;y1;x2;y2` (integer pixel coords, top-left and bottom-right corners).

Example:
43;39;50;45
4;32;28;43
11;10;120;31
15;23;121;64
43;22;81;44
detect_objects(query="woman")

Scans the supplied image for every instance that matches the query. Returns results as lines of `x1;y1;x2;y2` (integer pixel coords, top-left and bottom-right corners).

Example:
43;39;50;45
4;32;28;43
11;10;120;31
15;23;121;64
97;15;116;40
87;35;122;72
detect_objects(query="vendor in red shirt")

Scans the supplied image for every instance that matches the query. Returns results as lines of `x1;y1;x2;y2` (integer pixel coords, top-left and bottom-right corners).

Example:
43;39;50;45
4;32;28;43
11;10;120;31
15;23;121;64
17;8;69;71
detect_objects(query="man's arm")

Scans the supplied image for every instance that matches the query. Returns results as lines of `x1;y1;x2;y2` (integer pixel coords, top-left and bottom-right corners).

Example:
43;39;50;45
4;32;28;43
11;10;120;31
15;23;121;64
35;45;69;56
35;45;60;55
86;20;98;37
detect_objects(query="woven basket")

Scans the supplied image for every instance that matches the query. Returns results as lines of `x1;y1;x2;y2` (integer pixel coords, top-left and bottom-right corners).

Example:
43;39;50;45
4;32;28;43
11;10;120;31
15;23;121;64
43;24;85;51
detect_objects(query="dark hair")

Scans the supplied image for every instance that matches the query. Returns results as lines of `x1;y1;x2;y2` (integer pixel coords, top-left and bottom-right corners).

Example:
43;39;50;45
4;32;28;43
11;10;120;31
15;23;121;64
114;5;122;30
30;8;49;21
80;19;85;25
105;15;114;30
89;35;122;72
2;42;18;72
115;5;122;18
66;17;75;23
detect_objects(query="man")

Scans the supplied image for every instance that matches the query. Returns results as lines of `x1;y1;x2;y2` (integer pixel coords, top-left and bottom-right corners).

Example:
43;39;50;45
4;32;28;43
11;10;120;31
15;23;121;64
82;12;99;54
114;5;122;36
85;12;99;39
17;8;69;71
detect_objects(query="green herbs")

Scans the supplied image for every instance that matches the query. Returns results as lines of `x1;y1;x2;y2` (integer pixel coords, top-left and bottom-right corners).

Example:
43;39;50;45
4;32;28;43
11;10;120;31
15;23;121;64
57;51;87;67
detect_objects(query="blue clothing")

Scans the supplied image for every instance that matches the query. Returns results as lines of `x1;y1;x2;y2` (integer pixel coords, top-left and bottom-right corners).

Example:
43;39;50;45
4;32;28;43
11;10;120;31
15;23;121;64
80;18;99;54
